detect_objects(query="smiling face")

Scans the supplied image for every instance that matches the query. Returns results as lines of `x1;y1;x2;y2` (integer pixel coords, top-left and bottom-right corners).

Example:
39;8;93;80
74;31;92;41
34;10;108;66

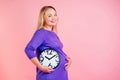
43;8;58;27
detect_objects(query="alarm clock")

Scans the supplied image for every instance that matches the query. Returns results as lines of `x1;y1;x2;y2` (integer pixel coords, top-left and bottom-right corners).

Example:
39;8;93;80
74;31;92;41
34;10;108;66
39;48;60;69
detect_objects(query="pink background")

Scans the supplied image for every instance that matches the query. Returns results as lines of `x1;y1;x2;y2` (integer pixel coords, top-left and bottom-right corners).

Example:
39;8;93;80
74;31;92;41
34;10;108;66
0;0;120;80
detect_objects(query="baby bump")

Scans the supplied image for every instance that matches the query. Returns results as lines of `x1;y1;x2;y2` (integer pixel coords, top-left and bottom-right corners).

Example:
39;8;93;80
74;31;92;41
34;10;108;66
56;53;68;70
36;57;68;80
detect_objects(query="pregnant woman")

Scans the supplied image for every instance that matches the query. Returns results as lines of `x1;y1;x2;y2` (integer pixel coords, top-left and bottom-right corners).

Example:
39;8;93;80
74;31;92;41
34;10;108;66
24;6;72;80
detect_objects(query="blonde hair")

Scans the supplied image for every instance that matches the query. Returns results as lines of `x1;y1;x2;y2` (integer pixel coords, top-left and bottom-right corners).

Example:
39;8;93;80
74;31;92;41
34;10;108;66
36;6;58;33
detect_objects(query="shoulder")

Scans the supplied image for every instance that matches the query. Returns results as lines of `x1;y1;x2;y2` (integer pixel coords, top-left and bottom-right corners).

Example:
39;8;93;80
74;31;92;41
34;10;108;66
35;28;47;34
33;28;47;37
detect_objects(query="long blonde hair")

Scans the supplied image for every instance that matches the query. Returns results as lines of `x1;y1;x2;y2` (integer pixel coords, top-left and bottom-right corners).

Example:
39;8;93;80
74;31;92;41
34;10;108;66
36;6;58;33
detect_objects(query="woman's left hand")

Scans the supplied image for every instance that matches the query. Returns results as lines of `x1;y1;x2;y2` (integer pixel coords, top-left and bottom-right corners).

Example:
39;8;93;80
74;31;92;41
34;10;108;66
65;56;72;71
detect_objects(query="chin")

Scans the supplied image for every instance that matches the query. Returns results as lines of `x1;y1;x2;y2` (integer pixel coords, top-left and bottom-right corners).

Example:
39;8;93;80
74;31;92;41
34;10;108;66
49;24;57;26
49;22;57;26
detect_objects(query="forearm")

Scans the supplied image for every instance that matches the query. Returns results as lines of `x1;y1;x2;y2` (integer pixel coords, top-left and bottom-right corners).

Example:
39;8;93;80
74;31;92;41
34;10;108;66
30;57;43;70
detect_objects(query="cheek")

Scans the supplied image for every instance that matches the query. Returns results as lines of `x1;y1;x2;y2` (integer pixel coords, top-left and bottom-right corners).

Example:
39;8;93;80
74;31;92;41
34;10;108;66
55;17;58;22
56;18;59;22
44;17;51;23
44;17;58;25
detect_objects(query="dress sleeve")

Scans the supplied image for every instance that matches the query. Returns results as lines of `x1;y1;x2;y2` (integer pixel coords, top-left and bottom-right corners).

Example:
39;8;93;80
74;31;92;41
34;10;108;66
24;30;45;59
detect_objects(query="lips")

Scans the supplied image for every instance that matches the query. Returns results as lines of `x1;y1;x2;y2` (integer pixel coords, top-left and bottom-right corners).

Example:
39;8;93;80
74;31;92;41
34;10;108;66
50;20;57;23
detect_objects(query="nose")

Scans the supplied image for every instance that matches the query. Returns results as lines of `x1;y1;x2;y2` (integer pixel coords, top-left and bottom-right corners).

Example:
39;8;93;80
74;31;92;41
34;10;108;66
52;16;57;19
52;17;57;21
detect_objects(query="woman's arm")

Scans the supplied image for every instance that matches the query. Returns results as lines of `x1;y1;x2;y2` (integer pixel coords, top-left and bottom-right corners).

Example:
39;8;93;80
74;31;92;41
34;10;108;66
24;30;53;72
31;57;54;73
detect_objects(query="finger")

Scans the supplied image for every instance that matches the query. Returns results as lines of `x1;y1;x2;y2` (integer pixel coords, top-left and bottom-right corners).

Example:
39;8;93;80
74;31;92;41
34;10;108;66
48;69;54;73
65;63;71;70
66;57;69;60
66;56;70;59
66;57;71;61
65;66;69;71
48;67;53;70
65;63;68;66
67;59;72;64
65;61;71;66
48;67;54;71
48;67;51;69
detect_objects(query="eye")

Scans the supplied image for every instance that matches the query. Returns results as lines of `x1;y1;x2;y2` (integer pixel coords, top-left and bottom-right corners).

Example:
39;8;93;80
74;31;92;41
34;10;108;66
48;14;52;17
54;14;57;16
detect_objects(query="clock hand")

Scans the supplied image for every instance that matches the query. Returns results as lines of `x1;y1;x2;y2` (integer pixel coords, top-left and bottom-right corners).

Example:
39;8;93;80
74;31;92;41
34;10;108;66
49;55;56;60
45;56;50;60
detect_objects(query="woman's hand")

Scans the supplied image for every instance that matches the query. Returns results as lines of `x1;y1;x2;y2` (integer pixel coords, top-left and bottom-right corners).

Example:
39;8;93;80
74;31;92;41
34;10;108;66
40;66;54;73
65;56;72;71
30;57;54;73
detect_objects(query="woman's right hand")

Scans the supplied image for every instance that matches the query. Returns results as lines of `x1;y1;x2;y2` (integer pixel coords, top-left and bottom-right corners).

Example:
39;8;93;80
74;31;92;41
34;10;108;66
40;66;54;73
30;57;54;73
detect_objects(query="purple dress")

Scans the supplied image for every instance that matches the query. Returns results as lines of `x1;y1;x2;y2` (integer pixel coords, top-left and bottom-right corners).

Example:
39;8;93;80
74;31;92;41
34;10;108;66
24;28;68;80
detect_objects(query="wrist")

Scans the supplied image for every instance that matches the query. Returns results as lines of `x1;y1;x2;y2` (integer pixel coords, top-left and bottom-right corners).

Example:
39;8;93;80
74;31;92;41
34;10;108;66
38;64;44;70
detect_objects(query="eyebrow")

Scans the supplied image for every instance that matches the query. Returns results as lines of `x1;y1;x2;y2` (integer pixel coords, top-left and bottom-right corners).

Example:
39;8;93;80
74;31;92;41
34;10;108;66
46;13;57;16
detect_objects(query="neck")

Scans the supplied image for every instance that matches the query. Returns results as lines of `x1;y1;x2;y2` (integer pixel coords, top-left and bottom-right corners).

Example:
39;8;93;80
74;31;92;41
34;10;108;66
44;25;53;31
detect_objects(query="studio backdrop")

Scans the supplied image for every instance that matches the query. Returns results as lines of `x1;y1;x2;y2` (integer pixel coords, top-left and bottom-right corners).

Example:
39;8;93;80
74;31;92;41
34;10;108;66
0;0;120;80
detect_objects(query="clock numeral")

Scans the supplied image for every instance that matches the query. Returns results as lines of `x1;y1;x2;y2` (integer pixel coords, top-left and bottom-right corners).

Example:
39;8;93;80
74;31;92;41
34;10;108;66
54;66;56;68
47;50;53;55
48;63;53;68
40;56;44;62
55;59;59;63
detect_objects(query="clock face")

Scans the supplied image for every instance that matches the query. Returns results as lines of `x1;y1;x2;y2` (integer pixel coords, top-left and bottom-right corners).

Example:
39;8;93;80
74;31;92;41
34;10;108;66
39;48;60;69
